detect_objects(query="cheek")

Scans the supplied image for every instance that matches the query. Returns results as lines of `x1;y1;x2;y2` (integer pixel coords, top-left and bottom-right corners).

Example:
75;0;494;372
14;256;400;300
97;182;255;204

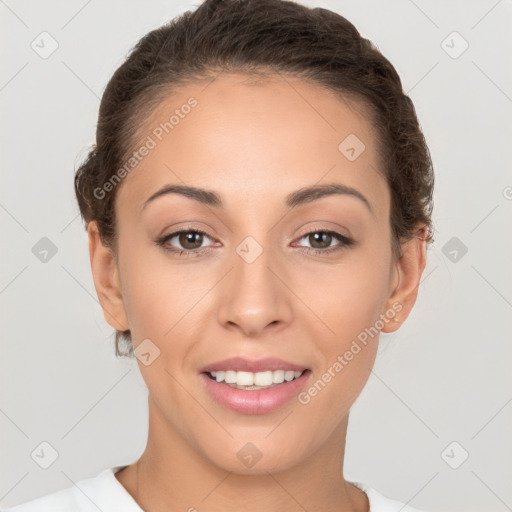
299;275;387;422
300;243;391;405
303;240;393;336
117;233;180;341
118;247;218;354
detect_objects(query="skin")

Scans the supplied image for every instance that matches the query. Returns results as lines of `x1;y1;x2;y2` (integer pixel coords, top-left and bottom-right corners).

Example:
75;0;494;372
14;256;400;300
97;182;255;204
88;72;427;512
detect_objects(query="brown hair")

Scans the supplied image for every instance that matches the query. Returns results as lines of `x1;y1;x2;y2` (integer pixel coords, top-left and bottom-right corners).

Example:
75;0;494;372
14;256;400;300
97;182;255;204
74;0;435;358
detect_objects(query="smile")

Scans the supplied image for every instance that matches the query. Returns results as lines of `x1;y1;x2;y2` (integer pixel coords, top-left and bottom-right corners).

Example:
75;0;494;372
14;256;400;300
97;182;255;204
200;369;312;414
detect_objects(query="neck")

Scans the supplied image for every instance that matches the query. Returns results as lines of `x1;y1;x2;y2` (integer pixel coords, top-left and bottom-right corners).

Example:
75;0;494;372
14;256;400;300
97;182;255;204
116;397;368;512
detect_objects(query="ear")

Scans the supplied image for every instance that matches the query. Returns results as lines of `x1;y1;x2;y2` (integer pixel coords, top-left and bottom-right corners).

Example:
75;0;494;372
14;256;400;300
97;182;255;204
87;220;129;331
381;224;428;333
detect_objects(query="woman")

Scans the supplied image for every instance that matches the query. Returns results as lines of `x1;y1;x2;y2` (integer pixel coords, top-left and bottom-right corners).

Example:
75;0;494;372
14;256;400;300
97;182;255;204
4;0;434;510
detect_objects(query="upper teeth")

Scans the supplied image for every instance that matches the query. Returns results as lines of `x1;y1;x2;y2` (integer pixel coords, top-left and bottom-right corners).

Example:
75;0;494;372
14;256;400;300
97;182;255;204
210;370;304;386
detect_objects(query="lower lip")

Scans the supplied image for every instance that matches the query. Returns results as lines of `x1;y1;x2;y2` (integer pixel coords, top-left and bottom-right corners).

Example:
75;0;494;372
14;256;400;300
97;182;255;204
200;371;311;415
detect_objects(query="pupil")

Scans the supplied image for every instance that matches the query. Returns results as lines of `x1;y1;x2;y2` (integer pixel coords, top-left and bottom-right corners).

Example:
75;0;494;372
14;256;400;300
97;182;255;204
311;232;330;248
180;232;202;249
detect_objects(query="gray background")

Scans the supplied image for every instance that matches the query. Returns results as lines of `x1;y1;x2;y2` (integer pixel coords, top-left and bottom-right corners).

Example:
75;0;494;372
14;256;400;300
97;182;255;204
1;0;511;510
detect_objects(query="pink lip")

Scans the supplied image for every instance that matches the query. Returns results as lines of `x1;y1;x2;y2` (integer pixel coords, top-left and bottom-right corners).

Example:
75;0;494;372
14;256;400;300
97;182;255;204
199;370;312;415
199;356;309;373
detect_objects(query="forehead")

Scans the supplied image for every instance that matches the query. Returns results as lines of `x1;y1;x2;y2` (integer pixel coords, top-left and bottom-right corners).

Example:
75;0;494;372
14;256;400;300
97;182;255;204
116;72;388;219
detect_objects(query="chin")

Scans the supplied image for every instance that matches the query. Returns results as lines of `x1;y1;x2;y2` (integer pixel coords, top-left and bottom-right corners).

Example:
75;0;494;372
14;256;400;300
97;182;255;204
199;434;312;476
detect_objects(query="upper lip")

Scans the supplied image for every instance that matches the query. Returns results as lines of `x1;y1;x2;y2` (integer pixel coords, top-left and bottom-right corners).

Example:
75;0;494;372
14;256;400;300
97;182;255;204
199;357;309;373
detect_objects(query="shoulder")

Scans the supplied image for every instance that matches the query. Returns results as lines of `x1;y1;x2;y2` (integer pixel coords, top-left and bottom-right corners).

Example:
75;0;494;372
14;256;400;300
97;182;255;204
1;466;142;512
350;481;427;512
2;485;78;512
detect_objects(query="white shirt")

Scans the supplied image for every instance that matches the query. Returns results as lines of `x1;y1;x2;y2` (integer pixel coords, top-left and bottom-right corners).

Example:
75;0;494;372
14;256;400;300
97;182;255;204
2;465;425;512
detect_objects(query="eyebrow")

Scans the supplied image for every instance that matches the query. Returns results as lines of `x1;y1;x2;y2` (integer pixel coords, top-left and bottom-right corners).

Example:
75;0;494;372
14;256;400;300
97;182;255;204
142;182;373;215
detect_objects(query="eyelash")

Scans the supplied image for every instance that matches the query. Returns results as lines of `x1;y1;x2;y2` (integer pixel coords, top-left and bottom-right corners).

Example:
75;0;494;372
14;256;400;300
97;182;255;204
155;226;354;258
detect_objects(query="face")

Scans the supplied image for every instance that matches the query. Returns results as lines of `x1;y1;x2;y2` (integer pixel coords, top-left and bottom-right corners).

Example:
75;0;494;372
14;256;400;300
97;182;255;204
89;73;424;475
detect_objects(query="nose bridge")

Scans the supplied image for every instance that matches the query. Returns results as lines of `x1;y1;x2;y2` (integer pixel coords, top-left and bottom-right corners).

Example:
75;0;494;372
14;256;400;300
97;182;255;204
217;231;292;336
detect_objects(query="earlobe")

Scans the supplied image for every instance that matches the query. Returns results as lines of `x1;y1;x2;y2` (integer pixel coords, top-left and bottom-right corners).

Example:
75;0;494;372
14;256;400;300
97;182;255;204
87;221;129;331
381;225;428;333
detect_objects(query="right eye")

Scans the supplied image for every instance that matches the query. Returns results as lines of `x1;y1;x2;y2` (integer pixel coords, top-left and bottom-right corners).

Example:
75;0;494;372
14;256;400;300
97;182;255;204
156;228;217;256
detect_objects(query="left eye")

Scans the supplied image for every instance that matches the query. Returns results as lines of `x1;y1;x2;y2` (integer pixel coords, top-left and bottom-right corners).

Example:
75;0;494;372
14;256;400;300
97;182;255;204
158;229;214;252
294;230;352;252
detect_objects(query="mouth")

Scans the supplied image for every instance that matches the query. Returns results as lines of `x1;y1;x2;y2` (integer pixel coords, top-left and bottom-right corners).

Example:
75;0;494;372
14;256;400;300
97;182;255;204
198;357;312;414
203;369;308;390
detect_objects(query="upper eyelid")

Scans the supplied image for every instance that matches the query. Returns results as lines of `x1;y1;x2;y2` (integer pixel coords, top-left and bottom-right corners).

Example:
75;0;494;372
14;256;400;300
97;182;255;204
162;228;215;243
297;226;347;237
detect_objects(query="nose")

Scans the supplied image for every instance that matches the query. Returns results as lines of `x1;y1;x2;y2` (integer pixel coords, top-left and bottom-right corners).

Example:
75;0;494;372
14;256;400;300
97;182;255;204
216;244;293;338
